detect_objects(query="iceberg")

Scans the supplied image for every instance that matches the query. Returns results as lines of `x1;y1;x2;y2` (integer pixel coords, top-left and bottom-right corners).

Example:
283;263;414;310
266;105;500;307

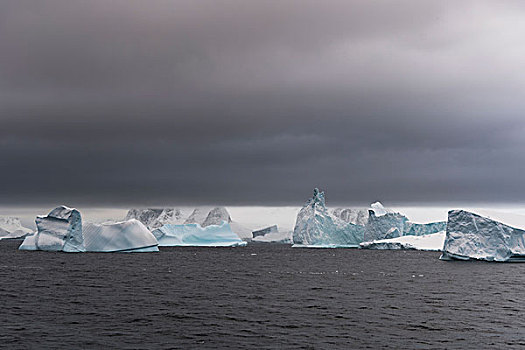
26;206;84;252
0;217;33;240
252;225;292;244
252;225;278;238
292;188;364;247
361;231;446;251
364;204;408;241
19;206;158;252
152;222;246;247
82;220;159;252
125;208;186;230
440;210;525;262
364;211;407;241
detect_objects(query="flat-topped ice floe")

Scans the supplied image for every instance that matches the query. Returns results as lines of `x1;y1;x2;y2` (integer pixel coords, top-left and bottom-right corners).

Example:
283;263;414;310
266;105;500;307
361;231;446;251
153;222;246;247
441;210;525;262
292;189;364;247
19;206;158;252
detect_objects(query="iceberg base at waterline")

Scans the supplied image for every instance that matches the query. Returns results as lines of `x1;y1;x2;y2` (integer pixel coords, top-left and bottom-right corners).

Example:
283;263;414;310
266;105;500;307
292;243;360;248
153;222;246;247
360;231;446;251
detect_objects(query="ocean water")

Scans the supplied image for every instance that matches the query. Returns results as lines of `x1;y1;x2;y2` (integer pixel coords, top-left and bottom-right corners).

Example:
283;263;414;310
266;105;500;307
1;240;524;349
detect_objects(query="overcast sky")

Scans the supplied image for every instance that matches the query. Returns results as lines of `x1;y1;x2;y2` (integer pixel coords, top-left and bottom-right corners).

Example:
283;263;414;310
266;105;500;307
2;1;525;206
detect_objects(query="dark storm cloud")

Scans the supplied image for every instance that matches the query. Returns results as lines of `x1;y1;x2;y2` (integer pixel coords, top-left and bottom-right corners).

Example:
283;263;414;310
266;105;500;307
2;0;525;206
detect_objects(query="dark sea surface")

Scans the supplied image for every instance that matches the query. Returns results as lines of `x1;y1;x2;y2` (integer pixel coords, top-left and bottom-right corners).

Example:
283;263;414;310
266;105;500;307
1;240;524;349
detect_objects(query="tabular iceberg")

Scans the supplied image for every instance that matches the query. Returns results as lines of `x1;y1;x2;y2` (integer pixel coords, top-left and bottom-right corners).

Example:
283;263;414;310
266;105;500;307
0;217;33;240
19;206;159;252
152;222;246;247
292;188;364;247
440;210;525;262
360;231;446;251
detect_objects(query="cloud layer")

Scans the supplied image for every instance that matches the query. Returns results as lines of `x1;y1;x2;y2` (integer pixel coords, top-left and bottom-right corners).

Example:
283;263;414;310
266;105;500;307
2;1;525;205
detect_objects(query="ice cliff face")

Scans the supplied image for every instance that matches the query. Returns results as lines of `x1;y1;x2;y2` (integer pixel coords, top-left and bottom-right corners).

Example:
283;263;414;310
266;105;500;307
20;206;158;253
0;217;33;240
441;210;525;262
125;208;185;230
292;188;364;247
152;222;246;247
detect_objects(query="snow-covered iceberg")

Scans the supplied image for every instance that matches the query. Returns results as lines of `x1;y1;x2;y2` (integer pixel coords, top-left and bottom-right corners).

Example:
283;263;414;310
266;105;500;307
125;208;186;230
0;217;33;240
361;231;446;251
152;222;246;247
19;206;158;252
440;210;525;262
292;188;364;247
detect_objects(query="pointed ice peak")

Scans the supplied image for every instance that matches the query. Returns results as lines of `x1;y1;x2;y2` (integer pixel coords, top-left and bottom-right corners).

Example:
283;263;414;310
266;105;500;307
309;188;326;207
